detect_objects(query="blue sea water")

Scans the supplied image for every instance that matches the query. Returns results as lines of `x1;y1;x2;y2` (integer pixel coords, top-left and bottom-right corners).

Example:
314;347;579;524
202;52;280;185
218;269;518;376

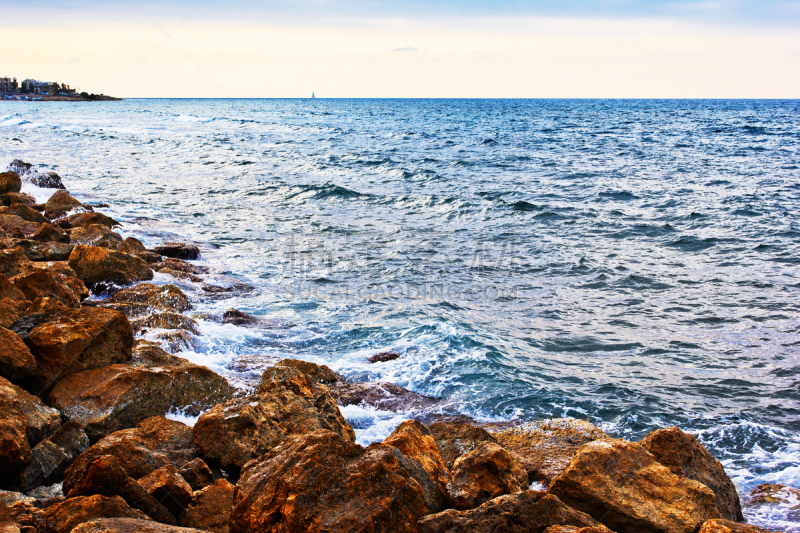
2;99;799;529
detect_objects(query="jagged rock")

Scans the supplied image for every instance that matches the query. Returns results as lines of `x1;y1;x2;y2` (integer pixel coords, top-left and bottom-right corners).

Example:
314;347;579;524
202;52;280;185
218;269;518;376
418;491;605;533
230;429;428;533
369;351;401;363
178;478;233;533
0;298;29;328
21;307;132;394
32;262;90;301
549;439;720;533
154;258;207;276
151;243;200;261
0;192;37;207
20;241;75;262
0;497;43;532
0;172;22;194
0;205;48;224
0;376;61;446
744;483;800;523
447;442;527;510
0;326;36;381
328;381;439;412
63;417;199;494
48;363;234;440
271;359;341;384
0;395;33;486
131;341;194;369
193;366;354;473
100;283;191;319
385;420;450;512
138;465;193;520
134;251;163;264
117;237;145;255
177;459;215;492
132;313;199;335
25;482;64;506
493;418;608;485
698;520;781;533
20;422;90;491
67;455;176;524
12;268;83;308
68;245;153;290
0;214;39;236
39;494;148;533
71;517;209;532
543;527;614;533
27;296;70;317
65;212;120;229
0;273;27;300
70;225;123;250
153;331;198;355
429;422;498;471
641;426;743;522
221;308;258;326
0;247;32;278
32;222;69;243
44;191;86;220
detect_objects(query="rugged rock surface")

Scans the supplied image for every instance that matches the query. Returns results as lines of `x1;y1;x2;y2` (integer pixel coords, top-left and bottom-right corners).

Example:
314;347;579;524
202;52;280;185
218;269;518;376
429;422;498;471
138;465;193;519
641;426;744;522
132;313;199;335
65;212;120;229
70;224;123;250
19;422;90;491
0;204;48;224
71;517;209;532
0;326;36;381
0;192;37;208
0;392;33;485
178;478;233;533
417;491;605;533
543;527;614;533
492;418;608;485
44;191;85;220
117;237;145;254
100;283;191;319
32;222;70;243
270;359;341;384
328;380;439;412
193;367;354;473
131;341;195;370
744;483;800;523
0;375;61;445
0;171;22;194
40;495;148;533
221;308;259;326
177;458;215;492
549;439;720;533
0;247;32;278
0;214;39;236
0;297;29;328
368;351;402;363
0;497;43;532
447;441;528;510
698;520;781;533
68;245;153;290
151;243;200;261
230;429;429;533
12;268;83;308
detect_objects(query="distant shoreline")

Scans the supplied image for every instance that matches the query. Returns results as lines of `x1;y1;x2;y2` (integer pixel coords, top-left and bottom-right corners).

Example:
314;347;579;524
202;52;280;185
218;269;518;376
2;94;121;102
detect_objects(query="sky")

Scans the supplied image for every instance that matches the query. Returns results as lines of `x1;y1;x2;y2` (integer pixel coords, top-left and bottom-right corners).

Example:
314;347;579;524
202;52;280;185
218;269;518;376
1;0;798;98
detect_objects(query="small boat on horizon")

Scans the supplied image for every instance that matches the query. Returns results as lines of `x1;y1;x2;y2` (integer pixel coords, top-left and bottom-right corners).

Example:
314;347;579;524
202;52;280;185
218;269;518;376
312;92;315;99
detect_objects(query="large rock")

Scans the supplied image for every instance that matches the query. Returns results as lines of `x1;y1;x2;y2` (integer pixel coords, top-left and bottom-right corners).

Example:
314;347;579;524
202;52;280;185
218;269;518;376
178;478;233;533
32;222;70;243
0;192;36;208
19;422;90;491
71;517;208;532
744;483;800;524
0;375;61;445
447;441;528;510
132;313;199;335
39;495;148;533
19;240;76;262
44;190;85;220
549;439;721;533
0;172;22;194
0;204;48;224
0;214;39;236
65;212;120;229
68;245;153;290
63;417;199;494
193;367;354;473
12;268;83;308
543;527;614;533
385;420;450;512
698;520;781;533
49;363;234;440
230;429;429;533
0;326;36;381
273;358;341;384
0;497;43;532
21;307;133;394
138;465;193;520
177;458;215;492
29;262;89;302
117;237;145;254
151;243;200;261
641;427;743;522
328;380;439;412
429;422;498;471
131;341;196;369
70;224;123;250
0;297;30;328
493;418;608;485
0;247;31;278
418;491;605;533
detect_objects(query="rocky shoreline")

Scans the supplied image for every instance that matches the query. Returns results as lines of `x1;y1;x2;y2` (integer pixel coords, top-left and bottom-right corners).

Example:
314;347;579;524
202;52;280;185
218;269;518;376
0;162;795;533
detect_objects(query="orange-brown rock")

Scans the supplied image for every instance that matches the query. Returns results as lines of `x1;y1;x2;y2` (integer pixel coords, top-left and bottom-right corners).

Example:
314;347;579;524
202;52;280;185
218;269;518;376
132;313;199;335
270;359;341;384
549;439;721;533
641;426;743;522
21;307;132;394
49;363;234;440
138;465;193;519
70;224;123;250
385;420;450;512
131;341;195;369
328;380;439;412
21;240;76;262
12;268;83;308
68;245;153;290
117;237;145;254
418;491;605;533
154;258;207;276
70;517;209;532
40;495;148;533
0;172;22;194
0;192;36;208
32;222;70;243
0;326;36;381
0;497;43;532
27;296;70;316
447;441;527;510
0;214;39;237
230;429;428;533
493;418;608;485
151;243;200;261
543;526;615;533
0;247;32;278
178;478;233;533
100;283;192;319
0;204;48;224
44;190;84;220
20;421;90;491
0;375;61;446
65;212;120;229
0;395;33;486
135;251;164;264
30;261;89;301
177;458;215;492
429;422;498;471
0;297;29;328
698;519;781;533
744;483;800;524
194;367;354;473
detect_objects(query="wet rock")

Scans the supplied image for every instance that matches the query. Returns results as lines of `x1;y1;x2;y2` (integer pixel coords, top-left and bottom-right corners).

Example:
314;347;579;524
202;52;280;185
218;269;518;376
641;426;743;522
63;417;199;494
48;363;233;440
220;308;258;326
132;313;199;335
138;465;193;520
68;245;153;290
177;459;215;492
744;483;800;523
271;358;341;384
385;419;450;512
155;258;208;275
0;394;33;486
549;438;720;533
0;171;22;194
135;251;164;264
44;191;86;220
131;341;194;369
698;519;781;533
12;268;83;308
153;331;198;355
0;375;61;446
0;205;48;224
100;283;192;319
447;441;528;510
543;527;615;533
32;222;70;243
328;380;439;411
21;307;133;394
493;418;609;486
178;478;233;533
71;517;209;532
369;351;401;363
429;422;499;471
194;366;354;473
230;429;428;533
22;241;75;262
30;261;89;302
18;167;65;190
0;214;39;236
418;491;605;533
39;494;148;533
151;243;200;261
19;422;90;491
0;497;43;532
0;273;27;300
67;454;176;524
117;238;145;257
70;225;123;250
26;297;70;317
65;212;120;229
0;192;37;208
0;327;36;381
0;298;29;328
0;248;32;278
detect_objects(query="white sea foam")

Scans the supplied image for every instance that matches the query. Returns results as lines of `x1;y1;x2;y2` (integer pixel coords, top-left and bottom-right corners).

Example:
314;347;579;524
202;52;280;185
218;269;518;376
165;407;204;427
339;403;412;446
175;115;215;123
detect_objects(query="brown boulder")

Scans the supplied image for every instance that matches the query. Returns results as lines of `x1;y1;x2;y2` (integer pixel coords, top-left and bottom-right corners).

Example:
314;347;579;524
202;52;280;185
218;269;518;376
447;441;528;510
0;214;39;236
641;426;743;522
493;418;608;485
0;396;33;486
138;465;193;519
157;267;203;283
329;380;439;412
117;237;145;255
230;429;428;533
429;422;498;471
418;491;605;533
40;495;148;533
0;192;36;207
27;296;70;316
0;376;61;446
549;439;721;533
544;527;615;533
32;222;70;243
0;326;36;381
177;458;215;492
44;190;85;220
151;243;200;261
744;483;800;524
19;422;90;491
12;268;83;308
0;247;32;278
131;341;195;369
70;224;123;250
0;172;22;194
134;251;164;264
30;261;89;301
21;307;133;394
132;313;199;335
48;363;234;440
271;359;341;384
70;517;209;532
20;241;75;262
193;367;354;473
0;497;43;532
178;478;233;533
0;297;30;328
0;204;48;224
65;212;120;229
0;274;26;301
698;520;781;533
100;283;191;319
68;245;153;290
154;258;208;275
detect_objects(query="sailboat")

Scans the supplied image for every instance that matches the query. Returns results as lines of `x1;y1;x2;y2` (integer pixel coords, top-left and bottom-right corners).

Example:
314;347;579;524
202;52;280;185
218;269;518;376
312;92;316;99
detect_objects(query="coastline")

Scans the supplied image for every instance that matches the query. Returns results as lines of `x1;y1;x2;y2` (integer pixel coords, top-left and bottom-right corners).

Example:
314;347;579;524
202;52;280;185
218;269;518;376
2;95;121;102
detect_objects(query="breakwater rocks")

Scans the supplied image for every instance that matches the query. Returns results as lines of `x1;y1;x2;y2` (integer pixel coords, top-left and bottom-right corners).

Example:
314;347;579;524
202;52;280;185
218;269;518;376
0;163;792;533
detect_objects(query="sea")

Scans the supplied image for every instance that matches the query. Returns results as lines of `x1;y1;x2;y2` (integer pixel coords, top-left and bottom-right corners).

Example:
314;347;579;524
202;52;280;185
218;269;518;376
1;99;799;530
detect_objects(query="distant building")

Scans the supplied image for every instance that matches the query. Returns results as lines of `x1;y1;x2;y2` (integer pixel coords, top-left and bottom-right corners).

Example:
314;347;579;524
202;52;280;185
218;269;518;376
0;77;18;93
21;79;52;94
